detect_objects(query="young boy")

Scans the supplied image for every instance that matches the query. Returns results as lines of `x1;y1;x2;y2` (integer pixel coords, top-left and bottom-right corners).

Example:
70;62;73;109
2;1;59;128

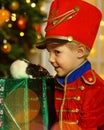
36;0;104;129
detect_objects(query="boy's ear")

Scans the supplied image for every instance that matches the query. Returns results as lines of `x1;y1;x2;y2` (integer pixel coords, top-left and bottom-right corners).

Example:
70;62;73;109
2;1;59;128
77;44;87;58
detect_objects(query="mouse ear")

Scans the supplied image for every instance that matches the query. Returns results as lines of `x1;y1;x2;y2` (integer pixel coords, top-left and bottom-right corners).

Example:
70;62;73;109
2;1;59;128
22;58;30;64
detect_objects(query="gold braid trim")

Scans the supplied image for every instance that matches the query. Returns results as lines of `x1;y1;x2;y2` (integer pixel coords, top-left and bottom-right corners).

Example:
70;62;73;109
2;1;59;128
81;70;96;85
59;78;68;130
62;120;78;125
45;6;80;32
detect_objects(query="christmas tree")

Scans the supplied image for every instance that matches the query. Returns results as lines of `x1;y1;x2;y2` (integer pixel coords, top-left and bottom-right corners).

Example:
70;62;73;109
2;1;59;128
0;0;46;77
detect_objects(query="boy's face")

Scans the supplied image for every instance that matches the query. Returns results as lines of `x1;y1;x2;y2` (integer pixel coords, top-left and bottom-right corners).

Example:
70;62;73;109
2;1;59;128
46;42;81;77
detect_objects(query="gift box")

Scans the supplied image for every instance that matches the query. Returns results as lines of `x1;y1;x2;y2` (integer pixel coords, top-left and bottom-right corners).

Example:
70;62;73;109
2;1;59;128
0;77;55;130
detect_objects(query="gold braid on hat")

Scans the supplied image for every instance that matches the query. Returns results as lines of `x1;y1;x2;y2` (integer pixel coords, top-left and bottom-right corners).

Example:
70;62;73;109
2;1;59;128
45;6;80;32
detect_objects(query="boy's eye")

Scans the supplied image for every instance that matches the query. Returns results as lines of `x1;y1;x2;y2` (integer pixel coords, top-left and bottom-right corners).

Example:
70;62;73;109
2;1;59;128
55;50;60;55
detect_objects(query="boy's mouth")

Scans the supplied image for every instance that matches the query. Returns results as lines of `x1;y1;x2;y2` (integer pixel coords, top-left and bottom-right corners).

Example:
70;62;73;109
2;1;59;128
54;66;60;71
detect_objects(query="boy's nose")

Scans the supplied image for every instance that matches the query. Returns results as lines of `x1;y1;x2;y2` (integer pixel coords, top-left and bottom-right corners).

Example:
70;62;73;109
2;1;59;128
48;54;55;64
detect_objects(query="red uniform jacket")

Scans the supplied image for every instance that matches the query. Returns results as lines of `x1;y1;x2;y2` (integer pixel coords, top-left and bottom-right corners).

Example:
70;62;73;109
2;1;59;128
53;61;104;130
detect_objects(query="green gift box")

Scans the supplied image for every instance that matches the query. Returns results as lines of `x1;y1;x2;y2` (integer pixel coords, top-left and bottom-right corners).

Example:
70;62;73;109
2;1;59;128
0;77;55;130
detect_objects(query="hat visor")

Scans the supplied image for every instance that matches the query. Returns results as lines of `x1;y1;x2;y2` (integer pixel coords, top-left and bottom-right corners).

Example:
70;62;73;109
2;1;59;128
36;38;68;49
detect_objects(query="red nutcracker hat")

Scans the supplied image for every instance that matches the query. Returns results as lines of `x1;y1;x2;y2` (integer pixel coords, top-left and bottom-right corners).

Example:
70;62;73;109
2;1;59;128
36;0;102;50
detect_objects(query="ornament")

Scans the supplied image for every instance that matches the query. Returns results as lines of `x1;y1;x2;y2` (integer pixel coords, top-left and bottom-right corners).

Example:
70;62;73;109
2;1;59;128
1;42;12;54
26;0;31;4
11;13;17;21
9;0;20;11
33;23;41;33
8;23;13;28
38;1;46;15
19;32;25;37
36;33;42;40
0;9;10;26
16;16;27;30
31;2;36;8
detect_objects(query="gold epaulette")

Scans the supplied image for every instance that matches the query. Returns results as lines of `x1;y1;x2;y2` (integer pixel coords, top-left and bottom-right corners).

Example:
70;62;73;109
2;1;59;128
81;70;96;85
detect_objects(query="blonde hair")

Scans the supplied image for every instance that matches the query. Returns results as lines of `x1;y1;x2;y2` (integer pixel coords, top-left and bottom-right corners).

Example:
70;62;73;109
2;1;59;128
66;41;90;58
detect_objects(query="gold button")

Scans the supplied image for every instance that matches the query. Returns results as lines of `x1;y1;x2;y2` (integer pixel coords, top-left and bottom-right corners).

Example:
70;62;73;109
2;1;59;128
75;108;79;112
76;96;80;101
73;96;80;101
88;78;93;82
79;86;85;90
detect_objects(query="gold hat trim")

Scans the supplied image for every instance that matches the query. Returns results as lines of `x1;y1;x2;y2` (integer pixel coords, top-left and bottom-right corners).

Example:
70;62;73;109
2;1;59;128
44;36;90;50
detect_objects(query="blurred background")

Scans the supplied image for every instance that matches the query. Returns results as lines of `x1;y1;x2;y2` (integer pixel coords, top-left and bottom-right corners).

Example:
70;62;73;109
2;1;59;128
0;0;104;78
85;0;104;79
